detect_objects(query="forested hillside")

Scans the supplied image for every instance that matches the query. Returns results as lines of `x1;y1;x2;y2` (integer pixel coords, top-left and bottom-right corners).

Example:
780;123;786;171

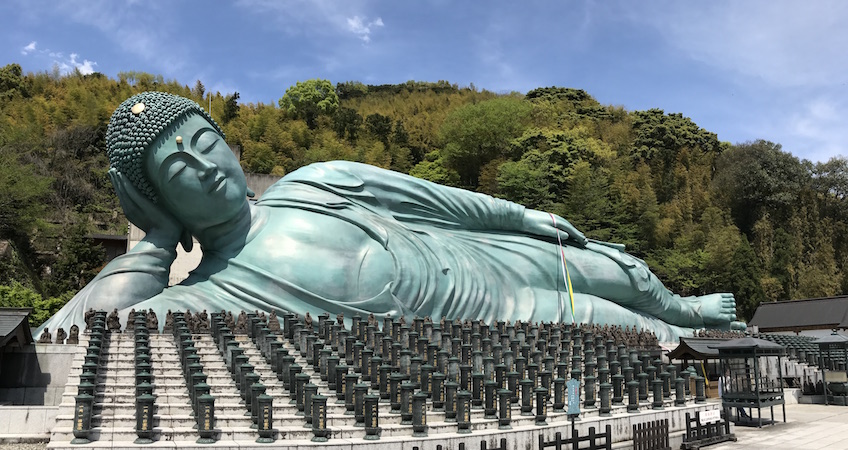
2;63;847;326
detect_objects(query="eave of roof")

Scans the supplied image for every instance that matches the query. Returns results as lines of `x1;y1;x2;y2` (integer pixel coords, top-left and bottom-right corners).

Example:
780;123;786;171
0;307;33;347
667;337;728;360
750;296;848;330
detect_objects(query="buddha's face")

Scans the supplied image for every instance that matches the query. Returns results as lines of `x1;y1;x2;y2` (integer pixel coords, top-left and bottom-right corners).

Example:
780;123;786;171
145;112;248;230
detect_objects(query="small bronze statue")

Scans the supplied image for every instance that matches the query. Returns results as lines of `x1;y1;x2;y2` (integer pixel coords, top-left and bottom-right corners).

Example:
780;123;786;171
67;324;79;345
38;328;52;343
268;310;281;332
125;308;136;332
55;327;67;344
107;308;121;333
84;308;96;331
147;309;159;333
163;310;174;333
225;310;235;330
235;311;248;334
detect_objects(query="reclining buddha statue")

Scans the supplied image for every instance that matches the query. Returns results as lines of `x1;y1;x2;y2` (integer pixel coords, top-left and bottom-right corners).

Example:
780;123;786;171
39;92;742;341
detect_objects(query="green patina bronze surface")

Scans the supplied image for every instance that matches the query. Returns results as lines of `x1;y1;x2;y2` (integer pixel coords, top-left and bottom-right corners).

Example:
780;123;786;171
40;92;743;341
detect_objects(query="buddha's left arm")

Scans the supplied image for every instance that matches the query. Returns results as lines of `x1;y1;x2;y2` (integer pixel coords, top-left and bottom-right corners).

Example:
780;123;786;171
282;161;586;245
284;161;526;230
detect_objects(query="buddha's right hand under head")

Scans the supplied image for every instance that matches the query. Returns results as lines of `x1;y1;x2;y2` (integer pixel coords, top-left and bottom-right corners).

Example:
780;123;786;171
109;168;192;251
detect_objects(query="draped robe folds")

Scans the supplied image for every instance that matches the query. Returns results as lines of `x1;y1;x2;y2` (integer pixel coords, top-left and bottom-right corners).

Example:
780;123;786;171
39;161;697;341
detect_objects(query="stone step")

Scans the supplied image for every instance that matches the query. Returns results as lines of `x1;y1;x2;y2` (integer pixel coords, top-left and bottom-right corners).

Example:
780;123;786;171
52;331;666;446
50;425;261;442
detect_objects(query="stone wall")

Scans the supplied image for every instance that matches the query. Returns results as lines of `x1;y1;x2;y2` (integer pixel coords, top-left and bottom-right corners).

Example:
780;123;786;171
0;344;76;406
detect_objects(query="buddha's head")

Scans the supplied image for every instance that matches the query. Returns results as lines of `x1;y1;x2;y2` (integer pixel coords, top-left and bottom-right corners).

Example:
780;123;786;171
107;92;248;229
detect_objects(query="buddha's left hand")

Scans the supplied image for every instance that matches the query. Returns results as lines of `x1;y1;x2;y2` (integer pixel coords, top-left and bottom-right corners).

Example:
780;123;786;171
521;209;588;248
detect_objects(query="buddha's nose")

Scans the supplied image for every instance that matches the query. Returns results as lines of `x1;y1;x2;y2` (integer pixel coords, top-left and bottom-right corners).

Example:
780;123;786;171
198;159;217;179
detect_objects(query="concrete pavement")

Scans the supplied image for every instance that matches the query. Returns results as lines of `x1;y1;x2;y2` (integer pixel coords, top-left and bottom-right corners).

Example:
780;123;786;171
711;403;848;450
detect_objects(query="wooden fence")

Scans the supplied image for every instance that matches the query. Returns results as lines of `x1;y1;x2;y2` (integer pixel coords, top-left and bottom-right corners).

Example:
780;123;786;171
538;425;612;450
682;411;737;450
633;418;670;450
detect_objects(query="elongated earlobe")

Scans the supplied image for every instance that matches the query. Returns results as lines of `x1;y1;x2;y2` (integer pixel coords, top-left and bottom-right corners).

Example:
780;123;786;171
247;187;255;198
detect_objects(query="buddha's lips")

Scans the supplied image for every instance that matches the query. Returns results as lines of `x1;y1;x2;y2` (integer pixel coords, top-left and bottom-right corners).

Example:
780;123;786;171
209;175;226;193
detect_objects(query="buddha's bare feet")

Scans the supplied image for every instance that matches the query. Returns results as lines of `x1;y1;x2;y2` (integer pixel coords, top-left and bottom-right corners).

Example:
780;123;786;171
697;293;737;326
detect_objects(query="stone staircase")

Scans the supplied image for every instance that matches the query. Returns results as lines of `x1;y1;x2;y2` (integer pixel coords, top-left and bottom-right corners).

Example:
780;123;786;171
45;312;721;450
47;332;614;448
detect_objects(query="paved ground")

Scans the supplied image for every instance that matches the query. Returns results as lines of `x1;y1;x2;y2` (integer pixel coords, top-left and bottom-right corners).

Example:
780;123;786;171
711;403;848;450
2;403;847;450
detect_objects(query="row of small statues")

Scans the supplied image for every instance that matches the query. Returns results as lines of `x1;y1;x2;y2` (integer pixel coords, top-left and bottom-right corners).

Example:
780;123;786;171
573;322;661;350
38;307;732;347
37;324;80;344
694;329;746;339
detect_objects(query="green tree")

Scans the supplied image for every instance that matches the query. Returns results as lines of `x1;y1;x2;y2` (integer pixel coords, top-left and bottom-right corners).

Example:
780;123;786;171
557;161;619;242
332;107;363;142
0;282;70;327
496;153;553;209
409;151;460;186
439;97;532;187
770;227;800;300
335;80;368;100
508;127;614;192
392;120;410;148
726;237;767;321
0;63;27;100
630;109;721;202
812;156;848;221
0;151;51;240
713;140;809;235
44;221;106;297
192;80;205;100
279;79;339;129
241;141;278;174
221;92;240;125
365;113;393;147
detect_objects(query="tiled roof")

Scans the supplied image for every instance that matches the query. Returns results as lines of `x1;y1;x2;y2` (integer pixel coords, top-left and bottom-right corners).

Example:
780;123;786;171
749;296;848;331
0;307;33;347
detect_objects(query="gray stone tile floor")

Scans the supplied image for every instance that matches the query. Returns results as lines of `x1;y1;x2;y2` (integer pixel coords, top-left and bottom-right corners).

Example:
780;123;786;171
2;403;848;449
711;403;848;450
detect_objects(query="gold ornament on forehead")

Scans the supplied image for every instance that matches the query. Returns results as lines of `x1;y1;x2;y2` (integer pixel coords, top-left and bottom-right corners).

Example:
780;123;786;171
131;102;145;115
176;136;183;144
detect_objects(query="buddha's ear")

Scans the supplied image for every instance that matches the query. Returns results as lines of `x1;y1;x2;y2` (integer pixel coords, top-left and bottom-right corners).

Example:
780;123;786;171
246;187;256;198
180;229;194;252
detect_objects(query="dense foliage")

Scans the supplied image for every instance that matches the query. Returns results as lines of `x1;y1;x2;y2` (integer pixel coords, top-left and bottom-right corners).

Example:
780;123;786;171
2;64;847;327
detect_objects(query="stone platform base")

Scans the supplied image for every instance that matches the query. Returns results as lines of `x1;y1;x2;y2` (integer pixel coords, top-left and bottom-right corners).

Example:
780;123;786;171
44;402;722;450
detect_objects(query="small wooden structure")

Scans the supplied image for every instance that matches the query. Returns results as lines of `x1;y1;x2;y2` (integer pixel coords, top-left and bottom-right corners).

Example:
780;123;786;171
667;337;729;398
0;307;34;384
814;332;848;405
709;337;786;427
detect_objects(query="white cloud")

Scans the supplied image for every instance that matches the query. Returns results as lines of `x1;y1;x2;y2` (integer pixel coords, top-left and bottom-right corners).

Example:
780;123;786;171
69;53;97;75
613;1;848;161
784;97;848;161
237;0;383;42
51;52;97;75
21;41;37;55
28;1;183;75
627;1;848;88
346;15;384;42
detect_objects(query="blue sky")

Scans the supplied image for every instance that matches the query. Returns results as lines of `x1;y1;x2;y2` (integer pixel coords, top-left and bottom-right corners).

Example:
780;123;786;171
2;0;847;163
